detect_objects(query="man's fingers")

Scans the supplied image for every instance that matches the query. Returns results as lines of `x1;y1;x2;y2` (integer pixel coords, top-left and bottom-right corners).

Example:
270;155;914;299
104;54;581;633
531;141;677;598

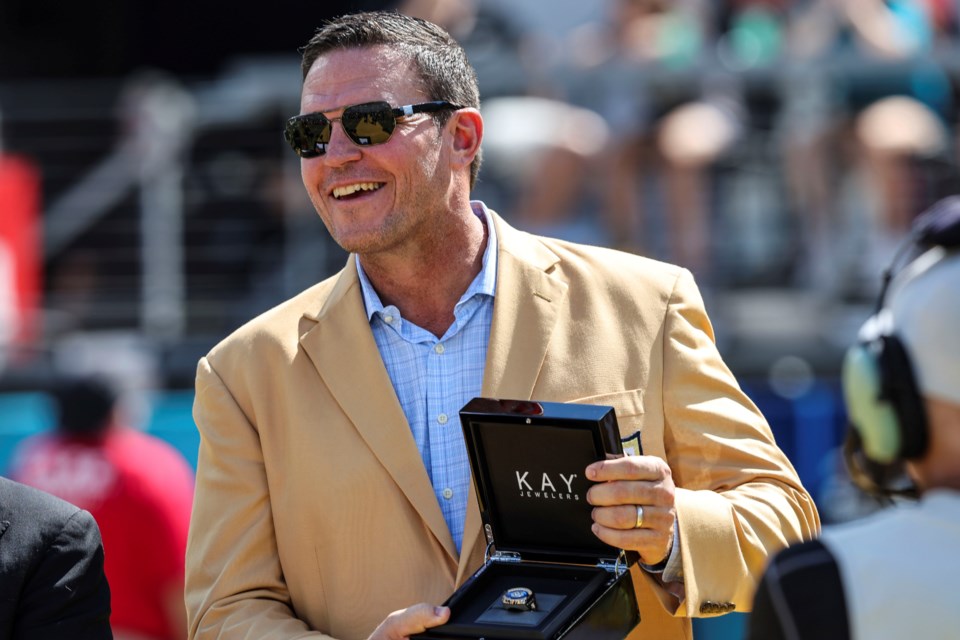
592;504;671;531
370;603;450;640
591;520;674;567
586;455;670;482
586;479;672;508
583;456;678;569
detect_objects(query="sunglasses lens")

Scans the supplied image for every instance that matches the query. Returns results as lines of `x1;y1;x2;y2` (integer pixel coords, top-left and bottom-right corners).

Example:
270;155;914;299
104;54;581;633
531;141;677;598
284;114;332;158
284;101;403;157
341;102;395;146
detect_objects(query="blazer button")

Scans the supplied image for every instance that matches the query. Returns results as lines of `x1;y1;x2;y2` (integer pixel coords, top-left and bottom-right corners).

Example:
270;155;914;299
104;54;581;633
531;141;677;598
699;601;735;615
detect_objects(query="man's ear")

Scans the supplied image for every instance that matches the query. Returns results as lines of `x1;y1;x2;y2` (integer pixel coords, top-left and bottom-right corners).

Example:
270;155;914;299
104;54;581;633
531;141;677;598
449;108;482;172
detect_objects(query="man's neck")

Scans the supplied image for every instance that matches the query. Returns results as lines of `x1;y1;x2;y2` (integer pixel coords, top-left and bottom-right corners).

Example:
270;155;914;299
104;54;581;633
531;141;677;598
910;398;960;493
360;207;488;337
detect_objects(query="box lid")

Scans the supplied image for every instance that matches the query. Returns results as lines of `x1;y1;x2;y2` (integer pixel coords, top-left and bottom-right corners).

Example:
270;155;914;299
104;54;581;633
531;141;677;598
459;397;625;565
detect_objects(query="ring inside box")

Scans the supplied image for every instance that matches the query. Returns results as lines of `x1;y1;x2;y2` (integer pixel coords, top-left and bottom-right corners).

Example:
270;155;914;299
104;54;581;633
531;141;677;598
440;561;608;639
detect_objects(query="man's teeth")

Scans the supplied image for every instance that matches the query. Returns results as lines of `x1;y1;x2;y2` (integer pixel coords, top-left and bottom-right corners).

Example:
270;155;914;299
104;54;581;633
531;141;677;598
333;182;382;199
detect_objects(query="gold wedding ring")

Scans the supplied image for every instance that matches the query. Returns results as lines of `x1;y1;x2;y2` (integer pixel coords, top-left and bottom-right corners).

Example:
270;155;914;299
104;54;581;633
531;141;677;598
634;505;645;529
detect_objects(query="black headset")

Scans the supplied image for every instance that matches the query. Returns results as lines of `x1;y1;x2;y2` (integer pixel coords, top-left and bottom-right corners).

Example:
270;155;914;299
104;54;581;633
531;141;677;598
841;196;960;494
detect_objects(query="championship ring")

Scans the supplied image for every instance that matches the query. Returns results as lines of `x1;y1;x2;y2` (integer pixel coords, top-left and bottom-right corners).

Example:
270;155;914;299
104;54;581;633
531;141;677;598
501;587;537;612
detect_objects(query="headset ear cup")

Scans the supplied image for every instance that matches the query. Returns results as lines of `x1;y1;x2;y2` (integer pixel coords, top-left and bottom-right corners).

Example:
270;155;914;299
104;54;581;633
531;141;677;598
877;335;929;459
842;343;903;463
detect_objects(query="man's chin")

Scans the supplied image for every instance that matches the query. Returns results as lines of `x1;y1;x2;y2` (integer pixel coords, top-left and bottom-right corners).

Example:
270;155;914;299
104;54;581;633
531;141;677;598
333;231;391;256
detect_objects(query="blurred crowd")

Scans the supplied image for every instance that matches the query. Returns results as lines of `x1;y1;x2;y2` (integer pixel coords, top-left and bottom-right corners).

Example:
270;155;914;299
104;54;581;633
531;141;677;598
431;0;960;297
1;0;957;371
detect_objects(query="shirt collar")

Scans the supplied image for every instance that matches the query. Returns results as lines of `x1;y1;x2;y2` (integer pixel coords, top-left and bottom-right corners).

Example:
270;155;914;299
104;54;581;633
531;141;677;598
357;201;498;321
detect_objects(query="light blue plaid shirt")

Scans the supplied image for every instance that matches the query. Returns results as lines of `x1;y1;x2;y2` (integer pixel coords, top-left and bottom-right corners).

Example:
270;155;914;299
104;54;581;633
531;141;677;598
356;202;497;552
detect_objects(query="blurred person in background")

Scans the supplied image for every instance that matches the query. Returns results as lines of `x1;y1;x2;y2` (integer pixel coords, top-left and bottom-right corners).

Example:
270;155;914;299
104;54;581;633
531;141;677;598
564;0;742;280
10;376;195;640
186;10;817;640
0;243;15;370
0;107;11;369
777;0;955;293
0;476;112;639
747;200;960;639
850;94;951;287
0;106;43;371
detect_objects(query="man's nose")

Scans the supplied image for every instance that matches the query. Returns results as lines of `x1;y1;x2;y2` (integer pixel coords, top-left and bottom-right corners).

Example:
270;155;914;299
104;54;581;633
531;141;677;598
320;124;362;166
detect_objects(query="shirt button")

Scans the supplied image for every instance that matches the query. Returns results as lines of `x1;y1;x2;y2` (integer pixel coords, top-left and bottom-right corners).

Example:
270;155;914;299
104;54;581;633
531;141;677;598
442;488;454;500
383;315;394;324
434;343;445;354
437;413;448;425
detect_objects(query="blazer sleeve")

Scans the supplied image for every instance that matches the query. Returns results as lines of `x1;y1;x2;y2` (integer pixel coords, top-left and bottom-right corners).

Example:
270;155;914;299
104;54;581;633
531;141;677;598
17;508;113;640
186;357;336;639
659;269;820;617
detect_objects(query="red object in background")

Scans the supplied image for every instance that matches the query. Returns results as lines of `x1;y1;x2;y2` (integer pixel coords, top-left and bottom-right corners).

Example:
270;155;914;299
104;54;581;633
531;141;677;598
10;428;196;640
0;154;42;345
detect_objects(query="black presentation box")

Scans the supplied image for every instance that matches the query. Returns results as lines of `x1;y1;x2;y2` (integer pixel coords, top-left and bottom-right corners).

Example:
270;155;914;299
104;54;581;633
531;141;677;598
413;397;641;640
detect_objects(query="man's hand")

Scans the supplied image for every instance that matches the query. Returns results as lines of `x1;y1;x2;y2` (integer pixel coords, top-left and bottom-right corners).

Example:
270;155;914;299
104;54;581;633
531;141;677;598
586;455;677;566
367;603;450;640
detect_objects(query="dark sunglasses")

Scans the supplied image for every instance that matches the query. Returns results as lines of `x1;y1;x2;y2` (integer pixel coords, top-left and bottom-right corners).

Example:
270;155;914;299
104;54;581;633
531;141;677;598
283;100;463;158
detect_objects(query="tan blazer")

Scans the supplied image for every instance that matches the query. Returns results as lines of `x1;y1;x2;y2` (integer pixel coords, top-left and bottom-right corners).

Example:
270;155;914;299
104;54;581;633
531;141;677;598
186;211;819;639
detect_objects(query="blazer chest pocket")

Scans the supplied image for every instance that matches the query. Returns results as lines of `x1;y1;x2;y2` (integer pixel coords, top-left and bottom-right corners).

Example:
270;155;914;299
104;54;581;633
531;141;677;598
566;389;645;455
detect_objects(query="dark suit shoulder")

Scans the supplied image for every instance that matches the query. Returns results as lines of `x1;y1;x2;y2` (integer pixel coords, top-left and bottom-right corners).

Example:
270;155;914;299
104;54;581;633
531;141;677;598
0;476;84;525
0;478;112;640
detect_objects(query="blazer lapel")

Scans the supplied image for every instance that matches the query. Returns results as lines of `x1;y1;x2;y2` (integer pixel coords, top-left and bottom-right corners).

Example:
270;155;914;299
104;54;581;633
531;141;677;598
482;217;567;400
457;213;568;584
298;261;460;567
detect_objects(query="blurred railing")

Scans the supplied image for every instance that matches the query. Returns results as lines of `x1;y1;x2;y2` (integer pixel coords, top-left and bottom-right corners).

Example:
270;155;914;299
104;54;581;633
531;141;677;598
0;48;957;391
0;58;348;387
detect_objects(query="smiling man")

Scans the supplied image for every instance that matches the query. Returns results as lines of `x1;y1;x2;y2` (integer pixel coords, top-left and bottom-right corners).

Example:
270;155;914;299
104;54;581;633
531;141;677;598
185;11;818;640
